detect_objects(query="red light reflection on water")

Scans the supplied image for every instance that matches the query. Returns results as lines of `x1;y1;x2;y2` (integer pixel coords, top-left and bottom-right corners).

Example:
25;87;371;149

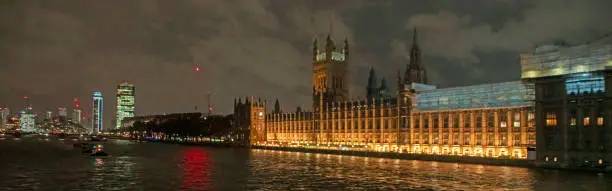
181;148;211;190
95;158;104;166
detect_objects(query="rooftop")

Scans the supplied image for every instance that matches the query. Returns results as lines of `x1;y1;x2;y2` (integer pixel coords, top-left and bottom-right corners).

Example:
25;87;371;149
416;81;534;111
521;35;612;79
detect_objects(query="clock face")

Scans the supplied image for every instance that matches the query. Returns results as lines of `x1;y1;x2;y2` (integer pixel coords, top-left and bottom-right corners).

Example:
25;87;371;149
259;112;263;116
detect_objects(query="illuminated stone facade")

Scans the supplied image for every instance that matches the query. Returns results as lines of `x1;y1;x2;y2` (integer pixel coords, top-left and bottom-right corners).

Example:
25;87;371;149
234;30;537;159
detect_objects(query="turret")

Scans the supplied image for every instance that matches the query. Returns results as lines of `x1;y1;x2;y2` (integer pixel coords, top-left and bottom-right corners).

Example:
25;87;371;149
273;99;281;113
379;77;388;98
313;38;319;61
325;33;336;54
343;37;349;58
366;67;378;99
396;70;403;94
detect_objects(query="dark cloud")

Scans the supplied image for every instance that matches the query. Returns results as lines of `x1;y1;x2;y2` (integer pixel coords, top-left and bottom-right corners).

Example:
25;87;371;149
0;0;610;129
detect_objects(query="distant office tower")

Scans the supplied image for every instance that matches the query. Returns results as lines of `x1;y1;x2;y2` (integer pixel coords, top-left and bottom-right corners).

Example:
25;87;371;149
116;82;135;129
1;108;9;129
92;92;103;133
23;96;32;112
19;111;37;132
72;97;82;124
72;109;82;124
46;110;52;119
58;107;68;118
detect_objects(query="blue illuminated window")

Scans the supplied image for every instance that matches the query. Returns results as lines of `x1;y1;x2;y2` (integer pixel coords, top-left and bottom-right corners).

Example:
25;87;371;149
565;73;605;95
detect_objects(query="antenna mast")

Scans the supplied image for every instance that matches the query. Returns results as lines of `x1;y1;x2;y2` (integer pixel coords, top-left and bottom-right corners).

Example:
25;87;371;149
207;92;212;116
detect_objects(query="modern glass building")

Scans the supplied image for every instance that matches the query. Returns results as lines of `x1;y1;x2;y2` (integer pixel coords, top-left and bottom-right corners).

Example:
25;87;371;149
521;35;612;170
92;91;103;133
116;82;135;129
72;108;82;124
19;111;37;133
58;107;67;118
1;108;9;130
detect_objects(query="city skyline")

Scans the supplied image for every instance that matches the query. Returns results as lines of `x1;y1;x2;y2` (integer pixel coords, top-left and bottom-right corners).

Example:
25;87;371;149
1;0;612;125
1;1;612;188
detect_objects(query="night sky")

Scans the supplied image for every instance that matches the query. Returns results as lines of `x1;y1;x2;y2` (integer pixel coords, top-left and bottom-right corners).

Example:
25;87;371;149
1;0;611;125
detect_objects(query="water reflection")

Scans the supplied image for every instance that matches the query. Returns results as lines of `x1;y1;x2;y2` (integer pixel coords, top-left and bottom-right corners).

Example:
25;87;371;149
95;158;104;167
248;149;538;190
90;158;106;189
180;147;211;191
1;137;612;190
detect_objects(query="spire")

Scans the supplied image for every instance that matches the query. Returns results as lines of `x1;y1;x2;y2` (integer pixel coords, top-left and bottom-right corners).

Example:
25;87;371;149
396;70;402;84
274;99;281;113
325;33;336;51
329;15;334;36
410;26;421;69
405;27;426;85
403;63;412;85
343;37;349;57
313;38;319;61
379;77;388;98
396;70;403;93
366;67;378;99
325;16;336;52
412;27;418;46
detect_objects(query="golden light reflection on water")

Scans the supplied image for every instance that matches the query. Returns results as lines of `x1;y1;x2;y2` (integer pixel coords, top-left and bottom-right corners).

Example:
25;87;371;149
95;158;104;166
2;140;611;190
476;164;485;174
250;150;538;190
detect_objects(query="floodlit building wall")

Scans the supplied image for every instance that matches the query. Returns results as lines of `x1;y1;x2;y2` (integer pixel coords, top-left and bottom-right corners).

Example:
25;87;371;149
251;81;536;159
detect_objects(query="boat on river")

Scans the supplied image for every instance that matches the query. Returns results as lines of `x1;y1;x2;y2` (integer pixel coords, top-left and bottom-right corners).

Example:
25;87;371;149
81;144;108;156
90;144;108;156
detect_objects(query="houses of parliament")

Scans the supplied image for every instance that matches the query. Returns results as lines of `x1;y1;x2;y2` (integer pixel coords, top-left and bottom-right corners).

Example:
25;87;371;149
234;28;537;159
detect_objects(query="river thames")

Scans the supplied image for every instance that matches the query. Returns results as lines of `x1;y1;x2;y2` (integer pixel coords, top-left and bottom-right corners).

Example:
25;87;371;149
0;135;610;191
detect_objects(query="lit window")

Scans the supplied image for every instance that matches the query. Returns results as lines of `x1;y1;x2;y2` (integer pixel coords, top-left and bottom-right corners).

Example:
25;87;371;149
553;156;558;163
599;159;603;165
584;117;591;126
528;135;536;145
545;112;557;127
513;113;521;127
545;156;549;162
570;118;577;126
597;117;604;126
527;112;535;127
499;112;508;128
